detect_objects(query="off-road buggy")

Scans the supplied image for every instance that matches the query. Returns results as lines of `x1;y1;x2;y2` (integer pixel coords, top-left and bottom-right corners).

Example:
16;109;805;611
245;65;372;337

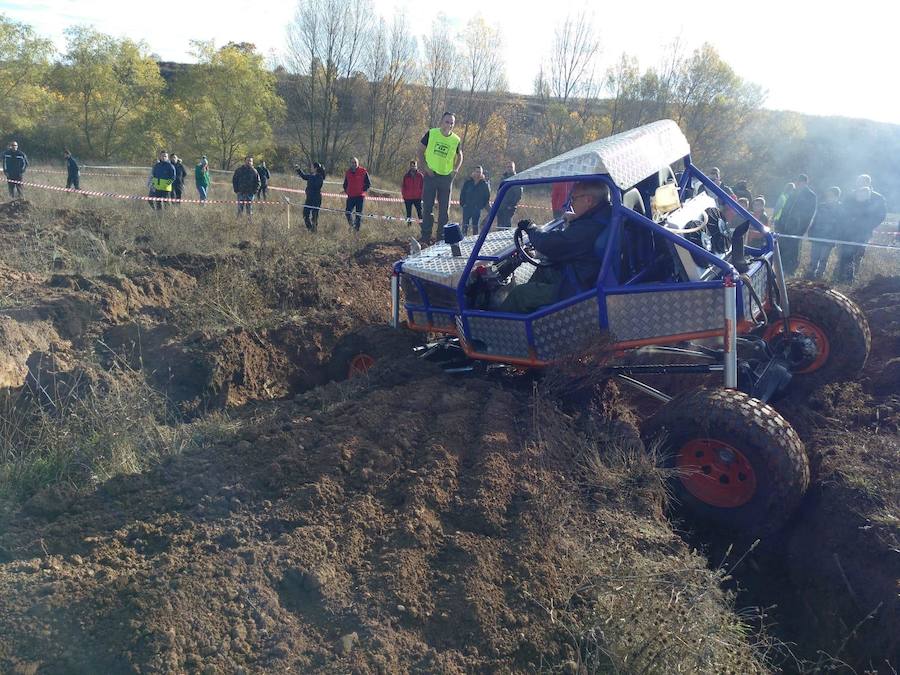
333;120;870;535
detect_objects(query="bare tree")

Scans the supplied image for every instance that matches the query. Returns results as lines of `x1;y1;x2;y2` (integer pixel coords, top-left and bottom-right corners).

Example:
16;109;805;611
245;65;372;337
421;14;457;127
365;13;418;173
458;16;507;160
533;11;603;158
285;0;371;170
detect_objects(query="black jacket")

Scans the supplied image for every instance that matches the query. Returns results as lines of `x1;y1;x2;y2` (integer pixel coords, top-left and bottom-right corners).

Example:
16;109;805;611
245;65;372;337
66;155;79;178
2;149;28;177
258;165;270;186
296;168;324;202
499;171;523;207
841;191;887;243
232;164;261;194
460;178;491;211
777;185;817;235
807;200;843;239
527;204;612;287
173;161;187;187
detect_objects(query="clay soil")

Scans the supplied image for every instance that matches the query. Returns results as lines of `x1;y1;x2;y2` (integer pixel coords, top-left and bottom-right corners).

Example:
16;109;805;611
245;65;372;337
0;202;897;673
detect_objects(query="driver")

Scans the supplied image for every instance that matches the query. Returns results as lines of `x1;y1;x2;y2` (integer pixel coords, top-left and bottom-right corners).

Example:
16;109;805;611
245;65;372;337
499;180;612;313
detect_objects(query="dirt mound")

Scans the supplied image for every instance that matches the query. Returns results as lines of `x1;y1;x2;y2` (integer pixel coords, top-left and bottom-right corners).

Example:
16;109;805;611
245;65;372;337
733;277;900;670
0;199;32;230
0;369;766;673
0;317;62;388
353;240;408;267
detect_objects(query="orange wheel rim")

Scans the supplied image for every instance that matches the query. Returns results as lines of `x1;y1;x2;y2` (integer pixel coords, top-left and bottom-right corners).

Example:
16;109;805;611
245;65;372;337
764;316;830;374
676;439;757;508
348;353;376;379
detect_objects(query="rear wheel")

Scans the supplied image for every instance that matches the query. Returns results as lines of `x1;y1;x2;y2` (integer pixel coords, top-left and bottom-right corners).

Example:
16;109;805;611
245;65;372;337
763;281;870;386
642;387;809;535
328;325;423;382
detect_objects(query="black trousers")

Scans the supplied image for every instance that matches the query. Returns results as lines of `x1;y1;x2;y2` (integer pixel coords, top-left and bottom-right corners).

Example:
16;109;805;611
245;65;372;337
346;196;365;230
6;177;23;198
304;198;321;231
66;175;80;190
404;198;422;222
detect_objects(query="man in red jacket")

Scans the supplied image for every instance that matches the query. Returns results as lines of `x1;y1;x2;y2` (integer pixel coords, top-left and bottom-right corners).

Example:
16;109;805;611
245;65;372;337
401;159;424;225
343;157;371;230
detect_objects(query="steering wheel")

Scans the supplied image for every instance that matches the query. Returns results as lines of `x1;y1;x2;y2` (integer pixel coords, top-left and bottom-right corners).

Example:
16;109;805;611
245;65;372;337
514;226;554;267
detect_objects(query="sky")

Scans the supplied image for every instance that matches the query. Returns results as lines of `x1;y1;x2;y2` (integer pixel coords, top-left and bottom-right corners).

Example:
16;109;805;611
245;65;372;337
2;0;898;125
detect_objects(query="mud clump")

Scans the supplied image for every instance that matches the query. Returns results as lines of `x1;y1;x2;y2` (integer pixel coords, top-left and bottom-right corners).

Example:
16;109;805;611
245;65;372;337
0;372;766;674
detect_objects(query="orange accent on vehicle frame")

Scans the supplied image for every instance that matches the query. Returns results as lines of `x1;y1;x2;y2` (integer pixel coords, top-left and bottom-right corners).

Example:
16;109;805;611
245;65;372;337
677;438;757;508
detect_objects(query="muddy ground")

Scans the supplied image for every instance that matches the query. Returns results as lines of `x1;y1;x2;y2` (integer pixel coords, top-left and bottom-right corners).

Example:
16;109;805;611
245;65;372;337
0;202;897;673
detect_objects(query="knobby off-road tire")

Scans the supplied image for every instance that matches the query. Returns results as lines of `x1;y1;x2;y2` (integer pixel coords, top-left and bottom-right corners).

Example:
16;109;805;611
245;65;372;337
764;280;870;388
327;325;423;382
642;387;809;536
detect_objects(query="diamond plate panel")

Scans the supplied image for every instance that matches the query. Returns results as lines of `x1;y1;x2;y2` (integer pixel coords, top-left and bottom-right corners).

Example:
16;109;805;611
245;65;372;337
533;298;602;360
741;264;769;320
515;120;690;189
468;317;531;358
606;288;724;341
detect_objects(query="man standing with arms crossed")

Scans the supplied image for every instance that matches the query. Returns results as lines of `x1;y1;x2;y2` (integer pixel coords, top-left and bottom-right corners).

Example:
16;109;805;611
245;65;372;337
418;112;463;242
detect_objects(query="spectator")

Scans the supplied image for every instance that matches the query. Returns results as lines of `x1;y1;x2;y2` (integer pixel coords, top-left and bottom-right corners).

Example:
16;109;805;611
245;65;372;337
64;149;80;190
496;160;523;228
773;182;795;222
150;150;176;210
698;166;735;201
732;180;752;203
418;112;463;242
775;173;817;276
401;159;424;225
748;195;769;246
171;154;187;203
551;181;574;219
232;155;261;218
195;156;210;202
806;186;843;280
2;141;28;199
835;174;887;283
459;165;491;236
295;161;326;232
257;161;270;201
343;157;370;231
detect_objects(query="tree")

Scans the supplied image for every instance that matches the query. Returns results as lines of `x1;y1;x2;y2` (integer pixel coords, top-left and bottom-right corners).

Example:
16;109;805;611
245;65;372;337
55;27;165;161
364;13;418;174
0;14;55;135
458;16;507;160
285;0;371;171
534;12;604;157
176;41;285;170
421;14;457;127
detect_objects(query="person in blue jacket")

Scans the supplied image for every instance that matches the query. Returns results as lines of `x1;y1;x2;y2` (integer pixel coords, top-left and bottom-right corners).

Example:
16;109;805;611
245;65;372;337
64;149;80;190
149;150;176;210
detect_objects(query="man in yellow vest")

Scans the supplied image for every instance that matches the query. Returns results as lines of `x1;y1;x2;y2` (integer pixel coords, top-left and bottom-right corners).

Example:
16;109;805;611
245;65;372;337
417;112;463;242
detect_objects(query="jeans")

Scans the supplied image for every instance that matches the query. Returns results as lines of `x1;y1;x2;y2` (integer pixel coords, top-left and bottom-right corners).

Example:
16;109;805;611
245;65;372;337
835;245;865;283
346;196;364;230
258;185;268;201
462;207;482;236
404;198;422;223
304;198;321;231
807;241;834;279
66;175;80;190
778;236;801;277
197;185;208;201
172;183;183;203
421;172;454;240
237;192;255;216
6;177;23;199
497;205;517;229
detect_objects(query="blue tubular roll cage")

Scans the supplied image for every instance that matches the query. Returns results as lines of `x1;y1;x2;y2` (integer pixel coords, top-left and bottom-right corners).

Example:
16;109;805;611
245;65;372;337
398;153;775;360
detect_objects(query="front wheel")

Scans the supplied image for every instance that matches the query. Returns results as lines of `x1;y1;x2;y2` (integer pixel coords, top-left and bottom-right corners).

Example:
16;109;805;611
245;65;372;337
327;325;423;382
642;387;809;536
763;280;870;387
